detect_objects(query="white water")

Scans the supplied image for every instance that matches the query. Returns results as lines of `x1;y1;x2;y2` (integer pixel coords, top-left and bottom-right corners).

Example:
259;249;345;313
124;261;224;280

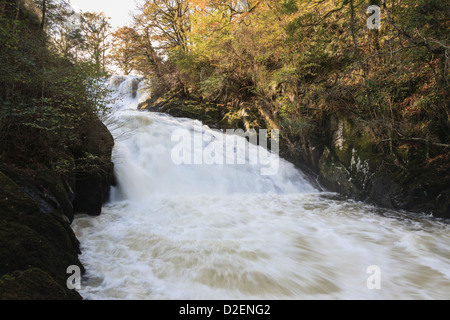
72;76;450;300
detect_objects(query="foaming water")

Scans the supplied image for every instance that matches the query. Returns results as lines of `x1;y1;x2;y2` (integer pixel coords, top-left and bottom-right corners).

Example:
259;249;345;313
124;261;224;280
72;76;450;300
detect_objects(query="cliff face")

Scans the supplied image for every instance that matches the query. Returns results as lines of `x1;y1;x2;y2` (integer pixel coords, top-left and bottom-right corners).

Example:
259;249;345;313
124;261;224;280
272;112;446;218
0;116;114;300
72;117;116;216
315;115;449;218
0;169;83;300
0;0;115;299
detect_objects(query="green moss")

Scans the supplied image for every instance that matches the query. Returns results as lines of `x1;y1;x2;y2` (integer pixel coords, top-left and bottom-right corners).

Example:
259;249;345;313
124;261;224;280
330;117;382;170
0;220;81;287
0;171;41;216
331;118;354;167
319;147;364;198
318;113;450;217
0;268;81;300
0;171;84;299
0;171;80;255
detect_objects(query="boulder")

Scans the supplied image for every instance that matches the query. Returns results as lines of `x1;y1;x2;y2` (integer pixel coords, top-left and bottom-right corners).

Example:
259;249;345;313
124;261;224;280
315;115;450;218
0;171;83;300
72;115;115;216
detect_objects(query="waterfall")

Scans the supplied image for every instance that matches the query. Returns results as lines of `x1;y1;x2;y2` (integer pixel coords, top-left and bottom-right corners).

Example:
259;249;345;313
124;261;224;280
72;76;450;300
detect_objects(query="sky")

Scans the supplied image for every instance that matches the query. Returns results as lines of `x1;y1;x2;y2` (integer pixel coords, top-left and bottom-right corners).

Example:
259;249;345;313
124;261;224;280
70;0;138;29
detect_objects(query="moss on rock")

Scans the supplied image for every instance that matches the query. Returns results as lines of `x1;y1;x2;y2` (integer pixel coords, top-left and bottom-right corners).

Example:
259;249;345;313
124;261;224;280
72;115;115;216
319;147;365;198
0;171;83;300
0;268;78;300
316;114;450;217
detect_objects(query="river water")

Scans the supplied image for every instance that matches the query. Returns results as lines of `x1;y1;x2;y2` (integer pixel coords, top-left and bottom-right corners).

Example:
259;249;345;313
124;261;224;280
71;76;450;300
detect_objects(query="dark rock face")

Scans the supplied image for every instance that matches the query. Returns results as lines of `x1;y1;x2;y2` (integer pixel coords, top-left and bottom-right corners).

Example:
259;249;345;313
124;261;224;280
308;115;450;218
0;111;115;300
0;115;116;299
0;269;72;300
72;116;115;216
0;171;83;300
73;173;112;216
35;170;76;222
0;115;115;299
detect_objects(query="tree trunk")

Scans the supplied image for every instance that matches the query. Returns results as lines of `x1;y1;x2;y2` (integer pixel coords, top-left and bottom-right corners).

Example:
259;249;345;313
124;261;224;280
144;28;162;75
40;0;46;30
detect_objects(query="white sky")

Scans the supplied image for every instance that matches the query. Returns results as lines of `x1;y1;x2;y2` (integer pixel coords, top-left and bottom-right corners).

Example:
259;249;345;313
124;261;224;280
70;0;139;29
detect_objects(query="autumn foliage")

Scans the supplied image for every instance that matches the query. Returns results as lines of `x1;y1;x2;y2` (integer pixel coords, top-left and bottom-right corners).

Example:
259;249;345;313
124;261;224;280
112;0;448;163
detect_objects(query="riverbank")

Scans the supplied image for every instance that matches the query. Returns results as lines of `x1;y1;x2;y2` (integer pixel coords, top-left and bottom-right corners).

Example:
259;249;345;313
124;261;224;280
0;0;115;299
0;114;115;300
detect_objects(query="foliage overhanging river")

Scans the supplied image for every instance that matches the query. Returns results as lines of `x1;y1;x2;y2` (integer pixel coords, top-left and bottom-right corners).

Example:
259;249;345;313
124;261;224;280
71;76;450;300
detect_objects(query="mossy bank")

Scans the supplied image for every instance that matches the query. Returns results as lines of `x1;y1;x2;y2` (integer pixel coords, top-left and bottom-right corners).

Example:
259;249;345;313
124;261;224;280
0;115;114;300
0;0;115;299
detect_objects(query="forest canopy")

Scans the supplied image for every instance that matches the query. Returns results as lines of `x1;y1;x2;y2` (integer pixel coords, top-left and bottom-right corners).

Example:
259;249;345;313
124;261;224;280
108;1;448;150
1;0;449;183
0;0;113;172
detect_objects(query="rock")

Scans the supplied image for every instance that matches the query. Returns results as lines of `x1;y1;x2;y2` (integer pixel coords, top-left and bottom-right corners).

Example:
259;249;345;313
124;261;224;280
314;115;450;218
73;174;108;216
138;93;236;130
318;147;364;198
368;175;408;210
0;269;78;300
435;190;450;217
72;115;115;216
0;171;83;300
35;170;75;223
131;77;141;99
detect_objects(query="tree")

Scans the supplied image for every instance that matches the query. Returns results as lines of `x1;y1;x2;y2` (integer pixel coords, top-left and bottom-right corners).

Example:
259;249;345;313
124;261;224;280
32;0;72;31
50;8;85;59
0;0;113;170
134;0;191;52
82;11;111;73
110;26;139;75
39;0;46;29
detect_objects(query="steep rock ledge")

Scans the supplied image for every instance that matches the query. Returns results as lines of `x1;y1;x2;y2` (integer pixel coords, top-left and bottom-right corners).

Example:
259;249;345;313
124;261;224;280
0;116;115;300
314;116;449;218
0;171;83;299
72;116;116;216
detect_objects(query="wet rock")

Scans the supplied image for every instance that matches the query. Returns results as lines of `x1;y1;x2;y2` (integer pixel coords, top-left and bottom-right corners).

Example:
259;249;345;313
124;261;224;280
314;115;450;218
0;171;83;300
318;147;365;199
72;115;115;216
35;170;75;223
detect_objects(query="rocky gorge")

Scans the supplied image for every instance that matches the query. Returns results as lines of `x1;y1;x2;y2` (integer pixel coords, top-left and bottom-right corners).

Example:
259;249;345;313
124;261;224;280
0;0;448;300
139;90;449;219
0;115;114;299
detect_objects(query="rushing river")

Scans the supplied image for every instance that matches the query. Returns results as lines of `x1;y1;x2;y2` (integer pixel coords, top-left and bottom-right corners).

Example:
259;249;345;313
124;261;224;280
72;76;450;300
